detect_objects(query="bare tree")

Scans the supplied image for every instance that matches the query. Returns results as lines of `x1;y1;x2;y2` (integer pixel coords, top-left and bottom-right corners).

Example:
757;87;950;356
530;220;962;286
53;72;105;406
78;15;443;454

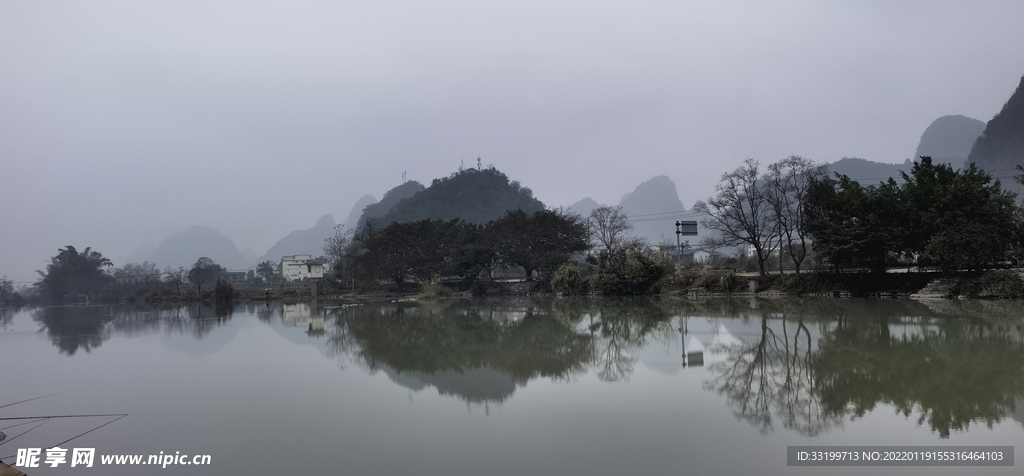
694;159;778;279
765;156;826;275
163;266;188;297
588;206;632;253
323;224;353;277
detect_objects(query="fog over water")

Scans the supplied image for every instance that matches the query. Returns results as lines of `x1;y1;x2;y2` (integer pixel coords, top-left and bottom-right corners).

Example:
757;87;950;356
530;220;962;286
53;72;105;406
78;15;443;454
2;1;1024;281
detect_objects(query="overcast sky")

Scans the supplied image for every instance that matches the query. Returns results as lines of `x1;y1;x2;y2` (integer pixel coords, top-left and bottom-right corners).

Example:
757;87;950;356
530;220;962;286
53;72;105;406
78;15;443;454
2;1;1024;282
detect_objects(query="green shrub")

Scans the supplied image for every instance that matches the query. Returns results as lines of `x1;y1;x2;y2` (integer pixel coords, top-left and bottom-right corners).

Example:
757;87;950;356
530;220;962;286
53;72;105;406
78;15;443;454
417;281;454;300
952;270;1024;299
551;262;588;295
592;242;671;295
660;265;742;294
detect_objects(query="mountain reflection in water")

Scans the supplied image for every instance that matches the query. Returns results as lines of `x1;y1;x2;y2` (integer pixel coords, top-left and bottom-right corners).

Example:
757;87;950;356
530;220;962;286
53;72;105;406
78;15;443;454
16;297;1024;438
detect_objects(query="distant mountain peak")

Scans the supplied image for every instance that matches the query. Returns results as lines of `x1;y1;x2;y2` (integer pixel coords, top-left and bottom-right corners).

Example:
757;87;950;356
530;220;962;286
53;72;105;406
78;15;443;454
914;115;985;163
567;197;602;218
148;225;251;270
315;214;336;228
618;175;687;244
620;176;685;211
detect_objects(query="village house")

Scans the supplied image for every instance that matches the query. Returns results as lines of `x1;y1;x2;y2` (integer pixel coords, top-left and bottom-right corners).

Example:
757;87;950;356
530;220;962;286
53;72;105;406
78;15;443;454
221;271;247;286
280;254;325;281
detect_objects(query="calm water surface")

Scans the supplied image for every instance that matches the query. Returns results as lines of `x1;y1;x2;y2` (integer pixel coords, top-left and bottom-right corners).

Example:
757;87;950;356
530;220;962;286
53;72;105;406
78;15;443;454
2;298;1023;475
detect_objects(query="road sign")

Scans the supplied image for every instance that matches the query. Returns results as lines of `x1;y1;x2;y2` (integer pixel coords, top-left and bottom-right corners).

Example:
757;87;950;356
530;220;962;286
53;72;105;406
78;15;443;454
675;220;698;236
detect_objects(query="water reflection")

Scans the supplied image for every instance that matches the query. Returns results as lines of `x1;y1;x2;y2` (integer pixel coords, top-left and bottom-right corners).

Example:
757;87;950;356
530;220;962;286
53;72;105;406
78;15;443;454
14;297;1024;438
812;315;1024;438
31;304;233;355
704;313;842;437
326;299;600;403
692;299;1024;438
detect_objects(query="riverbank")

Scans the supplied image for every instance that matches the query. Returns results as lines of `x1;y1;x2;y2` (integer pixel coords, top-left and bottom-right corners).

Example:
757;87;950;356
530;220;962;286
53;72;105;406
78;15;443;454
5;269;1023;308
660;268;1024;300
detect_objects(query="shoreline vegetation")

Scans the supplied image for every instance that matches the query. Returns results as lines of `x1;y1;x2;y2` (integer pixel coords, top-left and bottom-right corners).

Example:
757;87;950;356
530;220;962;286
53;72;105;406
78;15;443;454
4;267;1024;308
6;155;1024;307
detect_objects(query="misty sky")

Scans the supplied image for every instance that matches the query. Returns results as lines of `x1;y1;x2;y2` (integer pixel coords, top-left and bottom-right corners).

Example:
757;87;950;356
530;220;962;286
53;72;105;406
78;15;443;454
3;1;1024;282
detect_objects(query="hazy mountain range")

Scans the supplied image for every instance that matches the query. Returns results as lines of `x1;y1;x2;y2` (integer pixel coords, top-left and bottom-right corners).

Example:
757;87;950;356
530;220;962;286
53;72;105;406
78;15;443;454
128;225;252;271
567;175;715;247
121;76;1024;270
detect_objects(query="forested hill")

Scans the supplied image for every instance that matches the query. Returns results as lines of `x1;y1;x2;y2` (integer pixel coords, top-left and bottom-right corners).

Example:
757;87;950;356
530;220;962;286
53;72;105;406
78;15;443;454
969;75;1024;188
357;180;425;229
367;167;545;228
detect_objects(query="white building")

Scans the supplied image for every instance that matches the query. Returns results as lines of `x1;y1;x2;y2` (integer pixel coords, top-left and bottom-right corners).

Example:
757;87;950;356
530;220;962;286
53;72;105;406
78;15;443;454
280;254;325;281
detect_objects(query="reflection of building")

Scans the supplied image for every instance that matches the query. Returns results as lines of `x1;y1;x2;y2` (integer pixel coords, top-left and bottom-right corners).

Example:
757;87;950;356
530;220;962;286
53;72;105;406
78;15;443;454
282;303;311;327
307;317;325;337
283;301;324;328
280;254;325;281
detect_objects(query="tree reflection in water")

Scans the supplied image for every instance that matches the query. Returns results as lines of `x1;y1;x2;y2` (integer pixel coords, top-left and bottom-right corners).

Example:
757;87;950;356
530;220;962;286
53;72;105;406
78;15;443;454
583;299;674;382
324;298;677;403
27;297;1024;436
704;312;841;436
813;315;1024;438
326;299;593;403
701;298;1024;438
32;304;233;355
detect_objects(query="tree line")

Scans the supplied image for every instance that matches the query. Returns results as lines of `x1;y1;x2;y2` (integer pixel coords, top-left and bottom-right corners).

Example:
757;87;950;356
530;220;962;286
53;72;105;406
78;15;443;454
27;246;276;302
697;155;1024;277
336;208;589;291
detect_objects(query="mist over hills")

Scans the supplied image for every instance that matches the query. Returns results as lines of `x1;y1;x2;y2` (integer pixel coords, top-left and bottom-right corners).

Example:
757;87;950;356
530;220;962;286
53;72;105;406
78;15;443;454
969;75;1024;190
618;176;694;245
914;115;985;164
825;157;912;184
125;243;156;265
241;247;259;263
256;214;337;265
140;225;251;270
823;115;984;186
342;195;376;232
120;88;1024;273
361;168;545;228
568;197;602;218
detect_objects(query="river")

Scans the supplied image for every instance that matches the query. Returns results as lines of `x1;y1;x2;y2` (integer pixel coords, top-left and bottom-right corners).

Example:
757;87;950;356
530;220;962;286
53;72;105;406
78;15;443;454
1;297;1023;475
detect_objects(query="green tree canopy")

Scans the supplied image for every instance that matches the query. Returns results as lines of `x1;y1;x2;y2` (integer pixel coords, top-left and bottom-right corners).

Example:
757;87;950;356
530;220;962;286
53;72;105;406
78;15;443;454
805;157;1019;272
36;245;113;301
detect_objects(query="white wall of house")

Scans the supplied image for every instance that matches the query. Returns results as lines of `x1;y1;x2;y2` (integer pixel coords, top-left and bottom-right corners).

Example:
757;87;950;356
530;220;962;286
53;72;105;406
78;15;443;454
280;254;325;281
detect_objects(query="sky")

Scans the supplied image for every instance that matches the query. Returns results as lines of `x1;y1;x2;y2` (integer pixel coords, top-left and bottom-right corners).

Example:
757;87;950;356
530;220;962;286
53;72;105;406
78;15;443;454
2;0;1024;282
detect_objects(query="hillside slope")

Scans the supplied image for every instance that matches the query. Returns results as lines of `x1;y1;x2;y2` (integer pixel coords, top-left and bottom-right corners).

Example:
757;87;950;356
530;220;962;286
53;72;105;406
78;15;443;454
369;167;545;227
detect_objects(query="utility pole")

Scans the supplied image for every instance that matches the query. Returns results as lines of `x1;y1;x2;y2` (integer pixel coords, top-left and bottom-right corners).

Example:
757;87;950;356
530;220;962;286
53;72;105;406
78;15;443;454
675;221;682;265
